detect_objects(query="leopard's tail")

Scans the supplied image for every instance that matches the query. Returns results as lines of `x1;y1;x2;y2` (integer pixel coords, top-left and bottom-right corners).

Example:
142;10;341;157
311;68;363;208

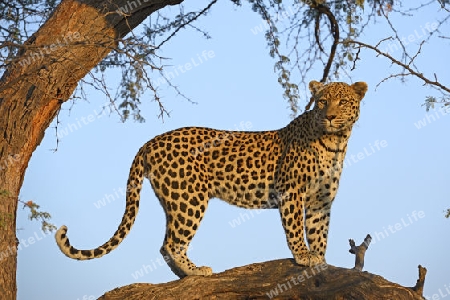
55;147;146;260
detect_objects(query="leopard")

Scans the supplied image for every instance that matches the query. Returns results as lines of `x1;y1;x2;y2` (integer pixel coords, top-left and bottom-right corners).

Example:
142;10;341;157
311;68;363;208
55;80;368;278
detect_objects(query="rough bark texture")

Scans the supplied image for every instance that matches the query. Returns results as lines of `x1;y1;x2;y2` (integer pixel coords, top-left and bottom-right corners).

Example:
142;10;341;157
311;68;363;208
0;0;182;298
98;259;426;300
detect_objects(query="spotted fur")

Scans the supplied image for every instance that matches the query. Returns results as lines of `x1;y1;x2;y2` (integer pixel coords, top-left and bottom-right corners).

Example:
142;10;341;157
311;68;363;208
55;80;368;278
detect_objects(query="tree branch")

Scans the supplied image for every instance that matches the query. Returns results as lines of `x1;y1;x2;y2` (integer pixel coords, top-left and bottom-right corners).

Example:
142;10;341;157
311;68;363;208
304;3;339;111
314;4;339;84
347;39;450;94
98;259;427;300
155;0;218;50
412;265;427;296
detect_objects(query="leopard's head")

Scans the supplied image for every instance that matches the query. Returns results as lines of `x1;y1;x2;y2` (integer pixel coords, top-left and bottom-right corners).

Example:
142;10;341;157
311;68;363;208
309;80;368;134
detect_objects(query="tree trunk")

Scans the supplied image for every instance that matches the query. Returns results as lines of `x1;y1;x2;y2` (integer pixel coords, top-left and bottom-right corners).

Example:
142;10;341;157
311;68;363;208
98;259;426;300
0;0;182;298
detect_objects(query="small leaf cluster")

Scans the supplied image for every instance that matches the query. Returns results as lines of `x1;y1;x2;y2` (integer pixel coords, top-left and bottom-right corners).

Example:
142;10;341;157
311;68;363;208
423;96;450;112
20;199;56;233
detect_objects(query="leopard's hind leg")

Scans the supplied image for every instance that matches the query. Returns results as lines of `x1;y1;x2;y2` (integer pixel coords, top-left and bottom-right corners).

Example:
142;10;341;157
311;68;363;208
159;191;212;278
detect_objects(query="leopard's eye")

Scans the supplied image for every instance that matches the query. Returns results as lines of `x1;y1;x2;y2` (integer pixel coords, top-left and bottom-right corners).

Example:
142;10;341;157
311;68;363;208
339;99;348;105
318;99;328;106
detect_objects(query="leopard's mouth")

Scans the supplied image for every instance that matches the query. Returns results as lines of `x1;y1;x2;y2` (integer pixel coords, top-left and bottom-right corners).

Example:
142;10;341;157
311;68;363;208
320;119;350;133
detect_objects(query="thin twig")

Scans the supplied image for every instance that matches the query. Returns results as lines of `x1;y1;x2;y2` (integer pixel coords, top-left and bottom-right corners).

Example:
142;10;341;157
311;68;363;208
347;39;450;94
155;0;217;50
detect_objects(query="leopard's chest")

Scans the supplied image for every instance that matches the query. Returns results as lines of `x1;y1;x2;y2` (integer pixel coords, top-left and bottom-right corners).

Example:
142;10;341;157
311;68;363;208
303;143;346;202
278;140;346;196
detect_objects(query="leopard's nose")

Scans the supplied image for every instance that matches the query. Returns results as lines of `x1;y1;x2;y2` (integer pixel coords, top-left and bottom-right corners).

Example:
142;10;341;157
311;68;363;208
326;115;336;121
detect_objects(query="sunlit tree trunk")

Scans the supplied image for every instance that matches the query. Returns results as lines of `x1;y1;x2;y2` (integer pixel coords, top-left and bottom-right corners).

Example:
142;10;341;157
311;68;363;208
0;0;182;298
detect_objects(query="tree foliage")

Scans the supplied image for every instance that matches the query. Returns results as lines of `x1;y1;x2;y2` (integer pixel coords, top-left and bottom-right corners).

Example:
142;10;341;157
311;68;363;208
19;199;56;233
2;0;449;122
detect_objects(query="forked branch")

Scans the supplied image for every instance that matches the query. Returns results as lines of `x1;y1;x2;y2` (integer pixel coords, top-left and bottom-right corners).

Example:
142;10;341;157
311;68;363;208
349;234;372;271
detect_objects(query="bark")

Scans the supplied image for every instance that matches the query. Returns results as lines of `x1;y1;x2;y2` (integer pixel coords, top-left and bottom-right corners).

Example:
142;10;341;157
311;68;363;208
0;0;182;298
98;259;426;300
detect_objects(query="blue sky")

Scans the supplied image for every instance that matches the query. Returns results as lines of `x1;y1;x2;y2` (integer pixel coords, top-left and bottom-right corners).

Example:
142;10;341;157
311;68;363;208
16;1;450;299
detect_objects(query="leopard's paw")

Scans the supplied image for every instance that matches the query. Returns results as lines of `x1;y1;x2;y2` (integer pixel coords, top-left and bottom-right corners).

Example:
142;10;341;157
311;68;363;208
294;252;325;267
189;266;213;276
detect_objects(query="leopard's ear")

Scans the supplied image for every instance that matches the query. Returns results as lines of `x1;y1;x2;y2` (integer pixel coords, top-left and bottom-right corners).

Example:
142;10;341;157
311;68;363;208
309;80;324;95
351;82;368;100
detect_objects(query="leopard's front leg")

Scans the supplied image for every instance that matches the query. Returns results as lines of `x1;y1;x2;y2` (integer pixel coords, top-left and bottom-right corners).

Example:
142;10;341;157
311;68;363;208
304;199;333;265
277;189;315;267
